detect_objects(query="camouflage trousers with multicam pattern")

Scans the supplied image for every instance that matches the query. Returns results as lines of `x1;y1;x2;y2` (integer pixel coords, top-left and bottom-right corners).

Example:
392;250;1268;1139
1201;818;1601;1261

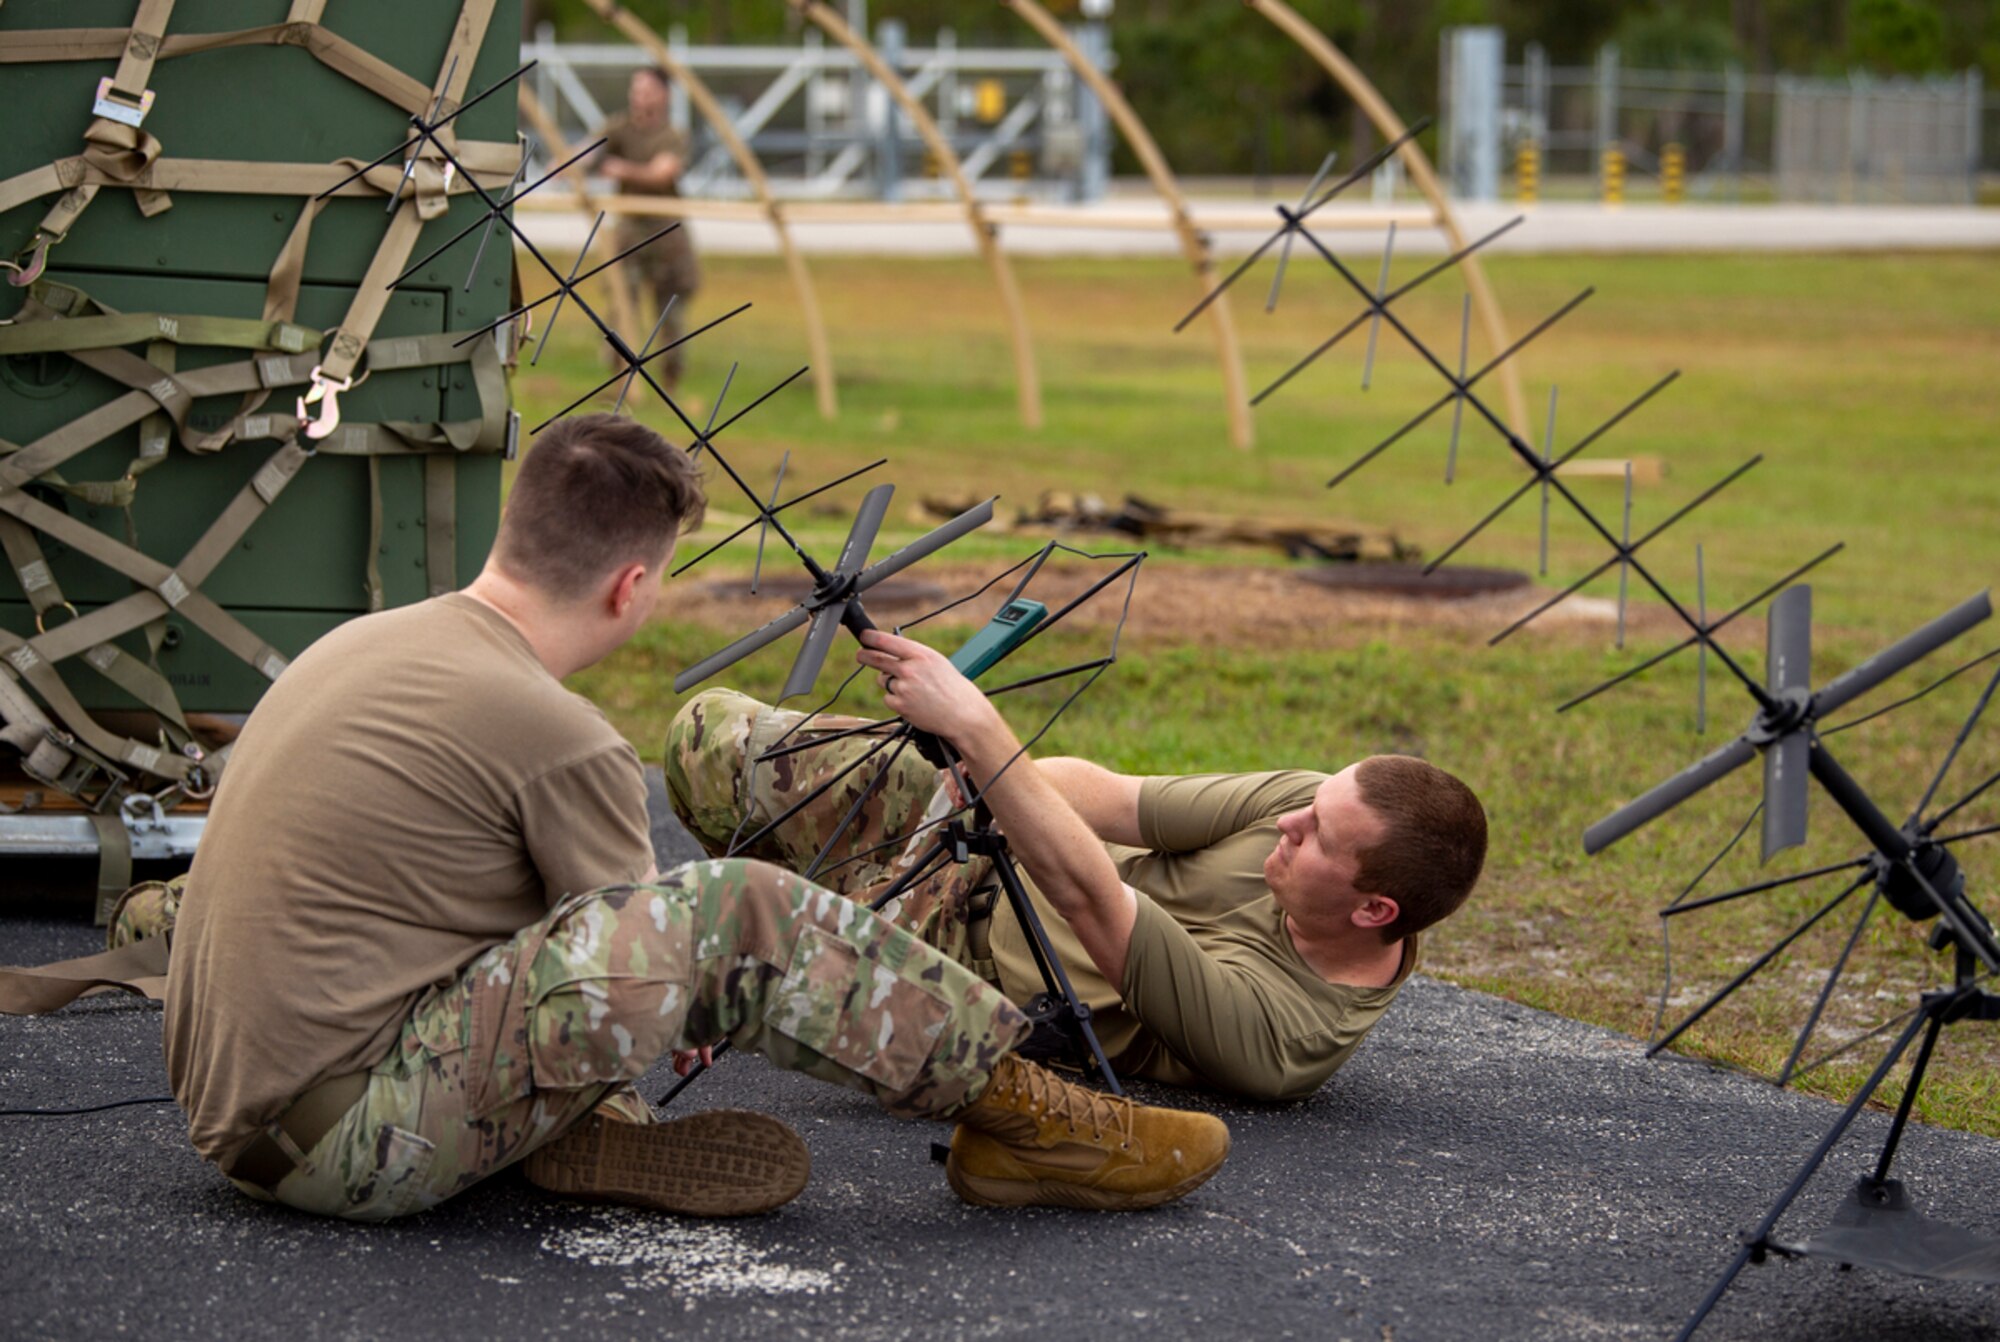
122;860;1027;1222
665;688;1004;981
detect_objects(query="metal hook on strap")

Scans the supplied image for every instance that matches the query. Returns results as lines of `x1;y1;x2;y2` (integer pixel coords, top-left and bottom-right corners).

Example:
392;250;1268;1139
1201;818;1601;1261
296;364;365;441
3;236;51;289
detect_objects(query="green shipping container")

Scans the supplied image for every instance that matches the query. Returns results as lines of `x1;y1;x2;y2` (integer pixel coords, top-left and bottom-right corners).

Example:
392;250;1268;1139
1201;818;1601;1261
0;2;524;768
0;1;522;885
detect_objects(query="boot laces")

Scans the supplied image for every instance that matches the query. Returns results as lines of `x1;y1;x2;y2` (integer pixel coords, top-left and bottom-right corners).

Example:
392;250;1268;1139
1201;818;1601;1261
1015;1061;1133;1148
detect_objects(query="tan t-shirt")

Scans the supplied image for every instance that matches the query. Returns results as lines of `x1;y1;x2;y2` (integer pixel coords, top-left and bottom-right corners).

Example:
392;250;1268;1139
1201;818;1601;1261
602;112;689;196
164;595;652;1163
987;771;1419;1102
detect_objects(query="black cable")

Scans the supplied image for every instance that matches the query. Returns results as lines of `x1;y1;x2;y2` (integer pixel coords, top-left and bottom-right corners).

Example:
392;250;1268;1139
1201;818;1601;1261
0;1095;175;1117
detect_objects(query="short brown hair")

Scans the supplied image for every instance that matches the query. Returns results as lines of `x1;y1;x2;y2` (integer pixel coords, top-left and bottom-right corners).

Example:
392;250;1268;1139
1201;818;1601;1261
1351;755;1487;942
493;414;704;601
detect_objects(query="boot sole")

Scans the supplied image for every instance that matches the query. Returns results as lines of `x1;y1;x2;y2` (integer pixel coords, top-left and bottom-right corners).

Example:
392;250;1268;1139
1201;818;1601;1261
524;1109;810;1217
944;1149;1225;1212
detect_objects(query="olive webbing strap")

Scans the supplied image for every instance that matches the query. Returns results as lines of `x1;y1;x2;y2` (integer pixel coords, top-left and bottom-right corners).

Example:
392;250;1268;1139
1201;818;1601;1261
0;516;64;623
365;456;385;612
24;0;177;250
0;308;317;357
0;352;319;492
0;23;431;117
0;146;523;220
1;628;188;781
134;338;173;472
0;937;171;1014
86;809;133;926
0;439;315;700
425;454;457;597
79;639;193;737
313;0;499;386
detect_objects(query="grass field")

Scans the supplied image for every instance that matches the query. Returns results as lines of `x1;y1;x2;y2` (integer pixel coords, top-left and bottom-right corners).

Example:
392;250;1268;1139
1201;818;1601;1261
515;245;2000;1133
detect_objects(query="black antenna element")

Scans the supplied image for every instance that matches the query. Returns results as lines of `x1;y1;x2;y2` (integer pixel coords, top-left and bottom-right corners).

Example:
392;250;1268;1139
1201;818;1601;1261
672;488;997;701
1584;588;1994;867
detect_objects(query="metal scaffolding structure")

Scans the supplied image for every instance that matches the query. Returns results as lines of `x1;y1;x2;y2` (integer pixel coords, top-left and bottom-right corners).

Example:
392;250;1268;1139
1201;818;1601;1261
524;1;1530;450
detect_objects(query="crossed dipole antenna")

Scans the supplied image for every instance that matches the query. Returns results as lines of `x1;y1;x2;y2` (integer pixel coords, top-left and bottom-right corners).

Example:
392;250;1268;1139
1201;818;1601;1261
323;62;786;453
1177;124;1852;741
1604;592;2000;1080
1203;121;2000;1047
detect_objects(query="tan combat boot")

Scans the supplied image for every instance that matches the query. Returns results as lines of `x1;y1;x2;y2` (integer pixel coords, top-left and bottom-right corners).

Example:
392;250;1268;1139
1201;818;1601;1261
947;1056;1229;1211
523;1108;811;1217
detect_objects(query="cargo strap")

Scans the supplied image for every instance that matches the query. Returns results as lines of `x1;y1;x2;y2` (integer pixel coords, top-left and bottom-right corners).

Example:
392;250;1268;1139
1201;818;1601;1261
14;0;179;268
0;936;170;1014
87;809;133;924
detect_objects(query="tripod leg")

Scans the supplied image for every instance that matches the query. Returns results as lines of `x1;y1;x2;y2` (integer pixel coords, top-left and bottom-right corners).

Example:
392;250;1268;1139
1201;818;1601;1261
988;849;1124;1096
1870;1007;1948;1185
1674;1003;1936;1341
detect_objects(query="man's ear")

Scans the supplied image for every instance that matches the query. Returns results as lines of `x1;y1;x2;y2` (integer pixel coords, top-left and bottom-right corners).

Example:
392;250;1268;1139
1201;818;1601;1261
608;561;649;617
1352;894;1399;933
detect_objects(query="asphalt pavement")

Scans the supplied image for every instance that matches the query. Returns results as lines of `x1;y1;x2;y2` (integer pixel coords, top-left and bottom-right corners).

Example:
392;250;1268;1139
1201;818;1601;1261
4;780;1999;1341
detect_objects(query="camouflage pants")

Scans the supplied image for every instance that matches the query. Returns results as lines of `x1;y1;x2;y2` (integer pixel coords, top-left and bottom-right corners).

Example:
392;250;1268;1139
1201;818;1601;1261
665;689;1001;979
126;864;1026;1222
618;222;699;389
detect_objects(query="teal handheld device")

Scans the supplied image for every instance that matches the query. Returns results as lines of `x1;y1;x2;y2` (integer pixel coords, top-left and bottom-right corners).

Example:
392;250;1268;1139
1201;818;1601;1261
948;599;1047;681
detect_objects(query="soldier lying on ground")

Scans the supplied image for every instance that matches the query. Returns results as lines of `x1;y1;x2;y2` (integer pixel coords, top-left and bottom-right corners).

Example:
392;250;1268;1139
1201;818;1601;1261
668;641;1487;1104
145;413;1227;1221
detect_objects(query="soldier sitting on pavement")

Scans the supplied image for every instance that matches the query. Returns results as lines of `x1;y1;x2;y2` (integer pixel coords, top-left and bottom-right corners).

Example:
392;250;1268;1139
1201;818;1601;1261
147;413;1227;1221
667;651;1488;1105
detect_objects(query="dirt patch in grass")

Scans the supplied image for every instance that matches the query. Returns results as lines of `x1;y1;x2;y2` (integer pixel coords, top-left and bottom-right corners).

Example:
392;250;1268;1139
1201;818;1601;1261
668;555;1708;651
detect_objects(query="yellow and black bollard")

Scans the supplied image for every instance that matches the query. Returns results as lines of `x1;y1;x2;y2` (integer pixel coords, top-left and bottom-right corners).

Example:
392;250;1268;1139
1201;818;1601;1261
974;78;1006;126
1010;148;1033;183
1600;144;1626;206
1516;140;1540;204
1661;142;1686;204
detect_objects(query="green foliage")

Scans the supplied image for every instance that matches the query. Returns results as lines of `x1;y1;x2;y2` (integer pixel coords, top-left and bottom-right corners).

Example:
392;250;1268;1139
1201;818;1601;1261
1614;4;1742;70
1847;0;1949;73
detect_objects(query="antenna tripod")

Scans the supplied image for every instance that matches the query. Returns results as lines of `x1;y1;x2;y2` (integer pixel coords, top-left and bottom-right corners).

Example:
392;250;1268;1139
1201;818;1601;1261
866;787;1124;1095
1670;724;2000;1339
1579;584;2000;1335
1676;942;2000;1340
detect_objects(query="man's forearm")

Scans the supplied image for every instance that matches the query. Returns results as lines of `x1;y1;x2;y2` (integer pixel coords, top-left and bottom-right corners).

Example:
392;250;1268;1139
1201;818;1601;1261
856;627;1138;981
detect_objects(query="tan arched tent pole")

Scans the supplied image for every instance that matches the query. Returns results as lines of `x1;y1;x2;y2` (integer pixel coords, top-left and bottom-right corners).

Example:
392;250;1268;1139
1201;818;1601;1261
792;0;1042;430
516;84;642;341
1245;0;1529;439
582;0;839;418
1003;0;1252;451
